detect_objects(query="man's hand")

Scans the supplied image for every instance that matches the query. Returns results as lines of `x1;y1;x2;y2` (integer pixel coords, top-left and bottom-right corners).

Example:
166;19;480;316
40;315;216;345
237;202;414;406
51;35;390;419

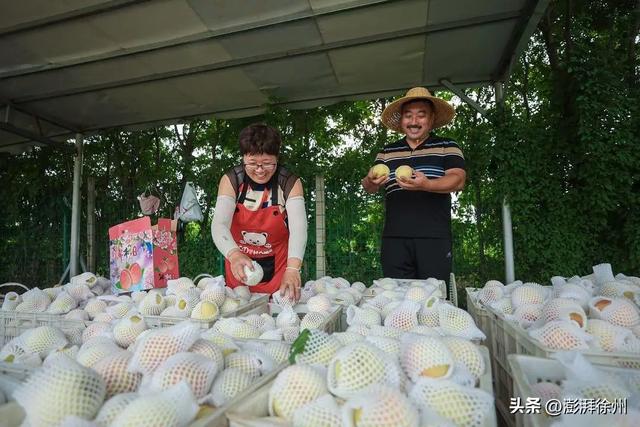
228;250;254;283
362;168;389;193
397;171;431;191
279;268;301;303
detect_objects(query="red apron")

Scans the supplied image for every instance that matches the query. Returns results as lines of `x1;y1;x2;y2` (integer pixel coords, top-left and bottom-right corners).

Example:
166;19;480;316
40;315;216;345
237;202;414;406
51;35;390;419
224;171;289;294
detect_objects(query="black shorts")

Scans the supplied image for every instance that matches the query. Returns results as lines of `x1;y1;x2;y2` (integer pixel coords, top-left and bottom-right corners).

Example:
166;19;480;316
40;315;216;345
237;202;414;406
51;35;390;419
381;237;452;291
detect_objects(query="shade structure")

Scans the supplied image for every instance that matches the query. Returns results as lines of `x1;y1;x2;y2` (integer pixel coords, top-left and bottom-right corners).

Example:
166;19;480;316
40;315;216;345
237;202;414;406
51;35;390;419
0;0;548;153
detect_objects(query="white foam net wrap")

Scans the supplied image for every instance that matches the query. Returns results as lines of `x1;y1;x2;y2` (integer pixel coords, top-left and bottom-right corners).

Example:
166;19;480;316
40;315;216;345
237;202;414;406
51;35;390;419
149;352;218;398
586;319;633;352
273;290;297;307
214;318;262;339
261;341;291;365
167;277;196;295
85;299;107;319
283;326;302;342
275;306;301;329
111;381;199;427
269;364;328;419
405;286;431;303
335;291;357;306
225;350;274;378
210;367;254;406
511;283;547;309
477;285;503;306
530;381;562;405
14;325;67;358
529;320;592;350
106;302;134;319
489;298;514;315
1;291;21;311
65;309;89;321
189;339;224;367
308;295;333;313
113;314;148;348
200;285;226;307
368;325;404;339
592;297;640;328
293;329;342;366
128;321;201;375
71;272;99;288
94;393;138;427
333;331;366;345
365;335;401;359
46;291;78;314
291;394;341;427
507;303;543;329
342;385;419;427
367;295;391;311
345;324;369;337
93;350;142;398
384;300;420;331
300;311;328;330
15;287;50;312
14;353;106;427
347;306;382;327
409;378;494;427
191;301;219;321
442;337;485;381
82;322;111;344
77;338;123;368
0;338;42;366
327;341;404;399
400;335;454;382
543;298;585;323
139;292;166;316
437;304;486;341
221;297;242;314
65;283;94;302
200;330;240;356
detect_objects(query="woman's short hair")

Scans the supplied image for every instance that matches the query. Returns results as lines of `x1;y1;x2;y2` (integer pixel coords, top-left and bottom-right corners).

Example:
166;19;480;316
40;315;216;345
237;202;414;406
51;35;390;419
238;123;281;156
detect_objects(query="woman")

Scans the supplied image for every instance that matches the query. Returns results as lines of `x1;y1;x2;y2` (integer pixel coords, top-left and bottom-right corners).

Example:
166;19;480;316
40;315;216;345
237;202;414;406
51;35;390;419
211;123;307;301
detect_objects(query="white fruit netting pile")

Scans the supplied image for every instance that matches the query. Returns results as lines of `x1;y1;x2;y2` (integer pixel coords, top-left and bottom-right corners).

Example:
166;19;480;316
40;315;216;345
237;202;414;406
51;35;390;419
292;329;342;366
14;354;106;426
148;352;219;398
93;350;142;398
400;335;454;382
291;394;342;427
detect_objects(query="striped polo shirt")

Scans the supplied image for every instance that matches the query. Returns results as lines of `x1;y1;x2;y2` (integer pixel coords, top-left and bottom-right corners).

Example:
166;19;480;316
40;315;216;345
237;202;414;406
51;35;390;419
374;134;465;238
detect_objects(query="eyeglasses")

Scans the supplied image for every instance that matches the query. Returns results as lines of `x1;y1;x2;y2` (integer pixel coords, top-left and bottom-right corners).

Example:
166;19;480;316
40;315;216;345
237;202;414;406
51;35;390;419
244;162;277;171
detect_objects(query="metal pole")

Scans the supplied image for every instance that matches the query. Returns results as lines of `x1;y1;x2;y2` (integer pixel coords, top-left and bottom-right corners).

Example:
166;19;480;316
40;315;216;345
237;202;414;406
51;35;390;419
495;81;515;283
70;133;83;277
87;176;96;272
315;175;326;278
502;198;515;283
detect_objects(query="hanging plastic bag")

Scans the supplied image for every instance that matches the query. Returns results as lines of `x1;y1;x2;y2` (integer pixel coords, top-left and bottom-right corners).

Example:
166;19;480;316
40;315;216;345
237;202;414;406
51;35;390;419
138;191;161;215
175;182;203;222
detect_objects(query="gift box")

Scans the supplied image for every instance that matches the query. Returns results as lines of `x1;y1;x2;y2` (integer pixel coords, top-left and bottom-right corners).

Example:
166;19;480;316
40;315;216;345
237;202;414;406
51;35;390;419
108;217;179;293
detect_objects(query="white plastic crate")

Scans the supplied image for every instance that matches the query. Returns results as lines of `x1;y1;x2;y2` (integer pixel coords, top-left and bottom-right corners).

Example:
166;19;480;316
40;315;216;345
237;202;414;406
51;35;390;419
0;312;89;347
487;304;640;427
508;354;638;427
144;293;270;330
466;287;493;356
225;345;496;427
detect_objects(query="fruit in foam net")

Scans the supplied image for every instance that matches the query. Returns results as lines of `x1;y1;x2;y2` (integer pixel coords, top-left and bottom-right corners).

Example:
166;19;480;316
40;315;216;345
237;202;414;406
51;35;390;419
371;164;390;178
395;165;413;180
243;261;264;286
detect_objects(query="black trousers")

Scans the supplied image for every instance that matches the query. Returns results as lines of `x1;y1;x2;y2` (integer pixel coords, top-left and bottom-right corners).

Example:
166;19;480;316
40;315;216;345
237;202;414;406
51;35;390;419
381;237;452;292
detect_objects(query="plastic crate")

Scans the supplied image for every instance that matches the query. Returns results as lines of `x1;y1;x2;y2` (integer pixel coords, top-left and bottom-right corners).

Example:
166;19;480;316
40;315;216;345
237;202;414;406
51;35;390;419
144;293;270;330
225;345;496;427
363;278;448;297
487;304;640;427
0;312;89;347
508;354;638;427
466;287;493;358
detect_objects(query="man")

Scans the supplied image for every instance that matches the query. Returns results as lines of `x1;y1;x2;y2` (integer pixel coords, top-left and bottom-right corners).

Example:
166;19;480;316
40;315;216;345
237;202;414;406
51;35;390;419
361;87;466;290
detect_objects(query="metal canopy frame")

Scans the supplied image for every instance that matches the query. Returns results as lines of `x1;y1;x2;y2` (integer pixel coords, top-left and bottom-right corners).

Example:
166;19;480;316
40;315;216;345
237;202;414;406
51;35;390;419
0;0;550;282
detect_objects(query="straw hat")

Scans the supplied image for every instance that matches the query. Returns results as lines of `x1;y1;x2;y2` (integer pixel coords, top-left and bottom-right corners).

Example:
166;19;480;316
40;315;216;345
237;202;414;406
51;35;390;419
381;87;455;133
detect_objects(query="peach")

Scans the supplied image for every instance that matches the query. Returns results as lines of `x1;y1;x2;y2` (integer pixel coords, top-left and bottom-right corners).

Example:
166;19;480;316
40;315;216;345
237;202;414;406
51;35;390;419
129;263;142;284
120;270;132;290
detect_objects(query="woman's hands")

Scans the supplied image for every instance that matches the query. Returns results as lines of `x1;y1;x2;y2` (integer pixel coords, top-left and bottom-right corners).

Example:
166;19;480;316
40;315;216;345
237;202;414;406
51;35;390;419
279;268;301;302
227;249;254;283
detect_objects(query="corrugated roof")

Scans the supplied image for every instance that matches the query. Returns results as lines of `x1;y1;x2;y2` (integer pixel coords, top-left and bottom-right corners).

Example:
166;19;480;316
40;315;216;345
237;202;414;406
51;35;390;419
0;0;548;152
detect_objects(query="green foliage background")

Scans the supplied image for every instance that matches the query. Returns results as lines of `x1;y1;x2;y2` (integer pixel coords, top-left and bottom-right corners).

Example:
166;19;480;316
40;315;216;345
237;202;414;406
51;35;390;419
1;1;639;290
